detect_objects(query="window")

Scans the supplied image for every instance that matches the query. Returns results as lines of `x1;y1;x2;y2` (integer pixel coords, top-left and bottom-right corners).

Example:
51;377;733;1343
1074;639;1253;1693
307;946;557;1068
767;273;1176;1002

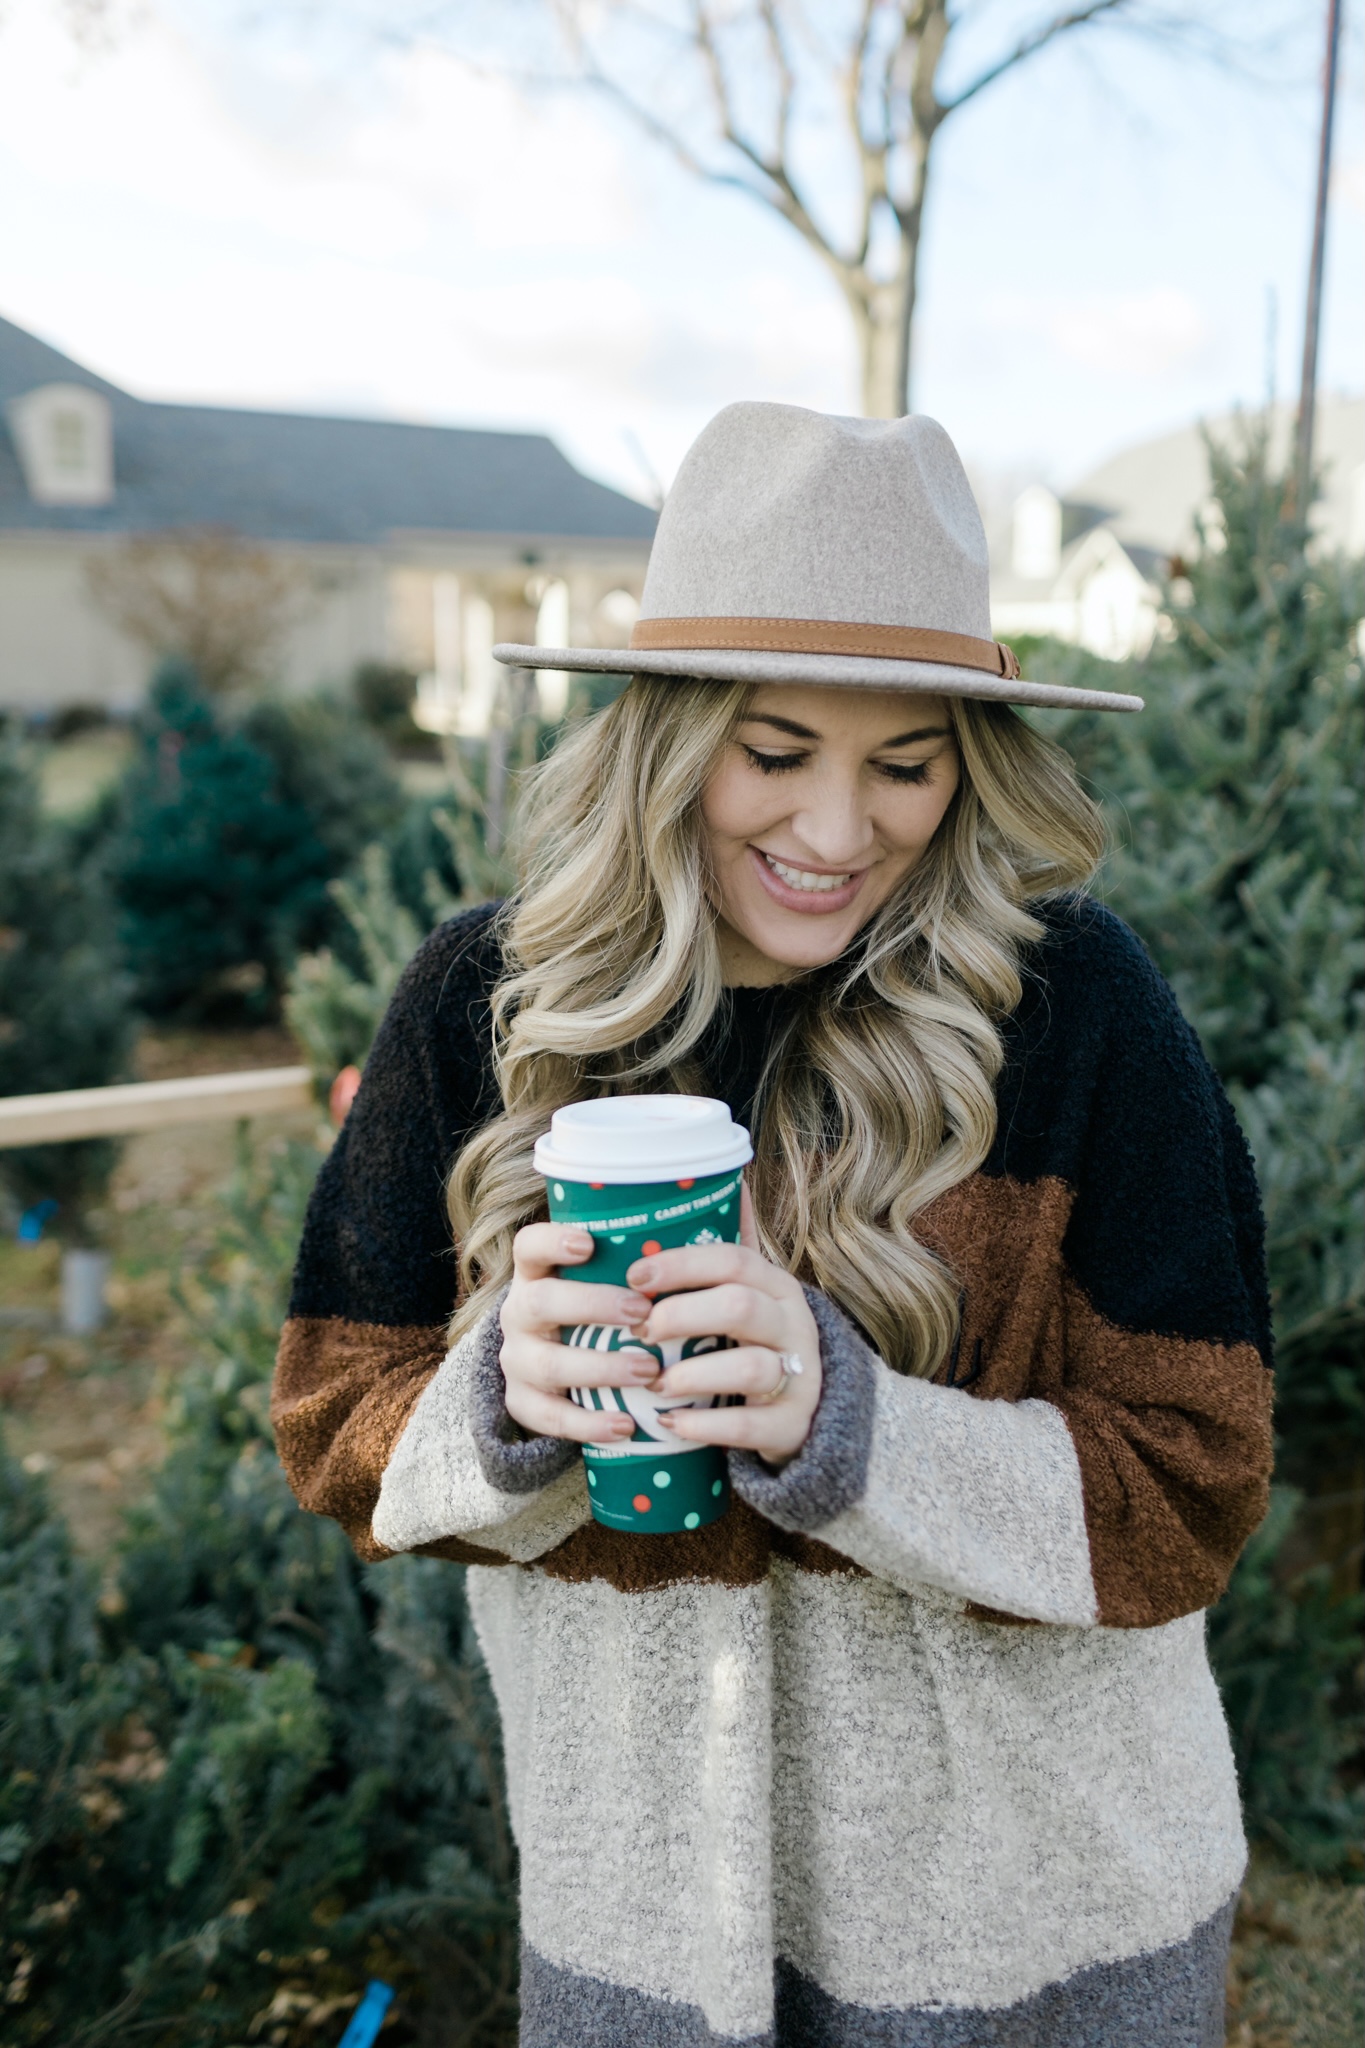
51;410;89;473
6;383;114;506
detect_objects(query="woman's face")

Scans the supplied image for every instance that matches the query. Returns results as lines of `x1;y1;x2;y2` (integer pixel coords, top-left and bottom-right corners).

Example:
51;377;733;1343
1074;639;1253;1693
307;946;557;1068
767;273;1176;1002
700;683;961;984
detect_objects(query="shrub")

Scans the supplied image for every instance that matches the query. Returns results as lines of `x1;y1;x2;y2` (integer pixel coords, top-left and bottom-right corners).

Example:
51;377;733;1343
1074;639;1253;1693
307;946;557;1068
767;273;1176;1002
0;736;135;1234
0;1137;517;2047
352;662;426;749
107;664;403;1018
1034;420;1364;1870
286;794;505;1089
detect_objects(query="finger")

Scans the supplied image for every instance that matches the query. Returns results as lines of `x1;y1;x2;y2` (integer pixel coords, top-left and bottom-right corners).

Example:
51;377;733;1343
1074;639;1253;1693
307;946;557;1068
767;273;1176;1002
656;1345;785;1401
627;1241;795;1301
513;1221;595;1280
504;1333;662;1392
510;1277;651;1334
660;1402;807;1456
505;1382;637;1445
644;1282;787;1354
740;1181;760;1252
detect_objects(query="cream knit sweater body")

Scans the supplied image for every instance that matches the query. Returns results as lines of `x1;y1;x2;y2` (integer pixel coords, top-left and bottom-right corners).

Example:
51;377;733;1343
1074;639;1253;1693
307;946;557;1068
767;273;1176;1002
274;899;1273;2045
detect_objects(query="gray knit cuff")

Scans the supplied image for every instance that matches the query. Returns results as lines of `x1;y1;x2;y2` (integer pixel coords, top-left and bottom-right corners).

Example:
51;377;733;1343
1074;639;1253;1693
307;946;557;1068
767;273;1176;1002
729;1285;877;1532
468;1289;581;1496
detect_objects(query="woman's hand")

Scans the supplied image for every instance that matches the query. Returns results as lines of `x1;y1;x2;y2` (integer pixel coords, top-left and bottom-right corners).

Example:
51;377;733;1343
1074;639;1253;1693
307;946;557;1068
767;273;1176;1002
628;1187;823;1468
498;1189;823;1467
499;1224;654;1445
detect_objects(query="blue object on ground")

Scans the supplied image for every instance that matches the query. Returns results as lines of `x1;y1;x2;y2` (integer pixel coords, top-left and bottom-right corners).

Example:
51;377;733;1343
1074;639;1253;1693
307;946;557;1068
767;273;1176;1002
17;1199;59;1244
336;1980;395;2048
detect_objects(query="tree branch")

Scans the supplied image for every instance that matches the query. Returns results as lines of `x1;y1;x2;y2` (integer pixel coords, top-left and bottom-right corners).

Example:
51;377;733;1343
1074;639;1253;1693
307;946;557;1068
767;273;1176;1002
758;0;797;165
941;0;1136;114
847;0;886;269
579;0;849;269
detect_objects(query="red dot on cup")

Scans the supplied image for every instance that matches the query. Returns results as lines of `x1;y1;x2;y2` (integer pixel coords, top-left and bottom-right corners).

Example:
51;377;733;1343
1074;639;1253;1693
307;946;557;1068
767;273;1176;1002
677;1178;694;1189
641;1240;662;1256
632;1494;652;1514
590;1181;604;1190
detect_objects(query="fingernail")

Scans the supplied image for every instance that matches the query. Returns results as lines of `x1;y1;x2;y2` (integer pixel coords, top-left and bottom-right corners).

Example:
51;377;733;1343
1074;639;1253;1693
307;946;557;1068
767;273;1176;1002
607;1416;635;1437
619;1293;651;1319
561;1231;594;1258
627;1260;655;1286
654;1409;678;1428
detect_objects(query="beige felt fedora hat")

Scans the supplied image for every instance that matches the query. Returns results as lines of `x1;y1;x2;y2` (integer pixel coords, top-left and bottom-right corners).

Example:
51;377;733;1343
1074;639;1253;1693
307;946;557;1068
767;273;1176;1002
495;402;1143;713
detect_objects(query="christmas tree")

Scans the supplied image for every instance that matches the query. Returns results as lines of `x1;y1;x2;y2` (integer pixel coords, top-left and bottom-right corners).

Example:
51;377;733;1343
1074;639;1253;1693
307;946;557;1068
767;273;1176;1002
0;734;135;1236
0;1139;517;2046
1038;419;1364;1867
107;663;403;1018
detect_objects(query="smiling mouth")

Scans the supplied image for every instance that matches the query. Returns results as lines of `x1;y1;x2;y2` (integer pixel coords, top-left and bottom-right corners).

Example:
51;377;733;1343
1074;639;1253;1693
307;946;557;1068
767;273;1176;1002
761;852;859;893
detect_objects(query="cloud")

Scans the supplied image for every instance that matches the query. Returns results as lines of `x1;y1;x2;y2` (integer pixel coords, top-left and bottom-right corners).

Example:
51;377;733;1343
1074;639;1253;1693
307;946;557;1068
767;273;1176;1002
1334;153;1365;224
990;286;1211;380
0;1;637;258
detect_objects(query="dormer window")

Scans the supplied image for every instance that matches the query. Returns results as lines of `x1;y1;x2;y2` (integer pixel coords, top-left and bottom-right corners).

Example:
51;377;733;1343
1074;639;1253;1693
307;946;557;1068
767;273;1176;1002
6;382;114;506
51;408;90;472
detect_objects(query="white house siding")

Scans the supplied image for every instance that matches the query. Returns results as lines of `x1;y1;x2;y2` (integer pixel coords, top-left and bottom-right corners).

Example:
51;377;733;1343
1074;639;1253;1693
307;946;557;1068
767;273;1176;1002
0;315;657;715
0;535;649;714
0;535;145;713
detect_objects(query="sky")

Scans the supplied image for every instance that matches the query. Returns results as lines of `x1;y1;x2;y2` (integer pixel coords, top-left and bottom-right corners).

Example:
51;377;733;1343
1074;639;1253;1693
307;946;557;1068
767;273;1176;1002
0;0;1359;505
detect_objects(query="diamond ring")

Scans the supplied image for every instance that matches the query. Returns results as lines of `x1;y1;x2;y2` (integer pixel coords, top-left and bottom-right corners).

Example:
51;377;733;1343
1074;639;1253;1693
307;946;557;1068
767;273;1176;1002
753;1351;804;1405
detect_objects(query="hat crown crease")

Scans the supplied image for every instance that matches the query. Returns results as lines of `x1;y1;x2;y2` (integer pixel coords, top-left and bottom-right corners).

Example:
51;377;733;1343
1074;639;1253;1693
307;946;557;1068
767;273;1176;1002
639;403;992;642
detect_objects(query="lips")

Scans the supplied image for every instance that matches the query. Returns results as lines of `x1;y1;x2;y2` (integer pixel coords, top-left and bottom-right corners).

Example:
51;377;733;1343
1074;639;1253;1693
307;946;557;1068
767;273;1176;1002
751;847;870;914
764;853;852;892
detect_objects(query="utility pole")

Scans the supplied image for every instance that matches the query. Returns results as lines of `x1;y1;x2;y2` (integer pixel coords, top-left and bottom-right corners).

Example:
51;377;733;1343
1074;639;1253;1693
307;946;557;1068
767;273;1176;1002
1293;0;1343;522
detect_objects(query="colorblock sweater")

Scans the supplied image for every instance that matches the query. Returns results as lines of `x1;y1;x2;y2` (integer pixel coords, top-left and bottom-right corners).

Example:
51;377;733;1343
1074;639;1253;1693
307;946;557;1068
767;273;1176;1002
273;897;1274;2047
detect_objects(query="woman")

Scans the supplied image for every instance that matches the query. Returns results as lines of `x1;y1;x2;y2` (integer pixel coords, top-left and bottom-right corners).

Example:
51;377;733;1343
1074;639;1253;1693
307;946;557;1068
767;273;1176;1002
274;404;1272;2047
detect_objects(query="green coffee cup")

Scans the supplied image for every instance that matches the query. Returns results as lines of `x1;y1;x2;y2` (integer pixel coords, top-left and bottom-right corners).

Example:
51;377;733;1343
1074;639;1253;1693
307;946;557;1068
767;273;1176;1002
533;1096;753;1534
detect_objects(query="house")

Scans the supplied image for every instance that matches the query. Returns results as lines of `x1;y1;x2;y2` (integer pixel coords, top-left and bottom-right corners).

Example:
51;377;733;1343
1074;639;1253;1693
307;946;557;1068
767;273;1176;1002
0;313;656;724
990;396;1365;661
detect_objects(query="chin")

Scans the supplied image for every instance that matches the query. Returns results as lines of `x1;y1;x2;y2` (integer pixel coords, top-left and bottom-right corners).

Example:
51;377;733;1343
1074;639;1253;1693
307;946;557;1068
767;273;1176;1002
744;913;861;971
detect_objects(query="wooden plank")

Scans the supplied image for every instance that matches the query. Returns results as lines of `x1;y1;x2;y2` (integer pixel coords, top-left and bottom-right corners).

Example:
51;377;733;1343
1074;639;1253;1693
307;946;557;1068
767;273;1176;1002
0;1067;316;1147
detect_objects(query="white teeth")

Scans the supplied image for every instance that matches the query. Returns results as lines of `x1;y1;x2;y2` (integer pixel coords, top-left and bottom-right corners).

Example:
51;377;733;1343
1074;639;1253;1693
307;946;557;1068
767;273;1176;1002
764;854;852;893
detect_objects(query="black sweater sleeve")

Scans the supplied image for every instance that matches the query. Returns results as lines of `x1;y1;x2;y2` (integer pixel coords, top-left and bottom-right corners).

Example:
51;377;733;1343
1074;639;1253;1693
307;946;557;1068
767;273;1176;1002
271;904;506;1557
1018;901;1275;1625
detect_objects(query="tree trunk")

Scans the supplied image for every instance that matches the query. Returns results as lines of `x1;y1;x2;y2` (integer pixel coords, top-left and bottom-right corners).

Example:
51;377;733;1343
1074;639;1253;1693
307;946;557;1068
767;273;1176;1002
845;143;932;418
845;232;919;418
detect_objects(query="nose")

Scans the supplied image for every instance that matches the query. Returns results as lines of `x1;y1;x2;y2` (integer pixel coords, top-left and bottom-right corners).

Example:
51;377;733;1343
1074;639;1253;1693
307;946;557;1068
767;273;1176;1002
788;769;876;868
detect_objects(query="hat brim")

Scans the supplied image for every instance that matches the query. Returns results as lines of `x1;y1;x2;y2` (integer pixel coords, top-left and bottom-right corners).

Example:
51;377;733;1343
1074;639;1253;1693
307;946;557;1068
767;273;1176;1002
493;643;1143;714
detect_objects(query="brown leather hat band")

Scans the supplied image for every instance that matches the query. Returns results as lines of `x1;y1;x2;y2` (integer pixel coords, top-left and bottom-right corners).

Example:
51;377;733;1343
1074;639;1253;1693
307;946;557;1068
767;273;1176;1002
629;615;1021;681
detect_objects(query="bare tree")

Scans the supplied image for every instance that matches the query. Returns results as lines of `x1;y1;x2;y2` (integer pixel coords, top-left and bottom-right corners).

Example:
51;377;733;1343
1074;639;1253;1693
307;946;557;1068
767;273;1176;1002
87;528;310;693
533;1;1175;417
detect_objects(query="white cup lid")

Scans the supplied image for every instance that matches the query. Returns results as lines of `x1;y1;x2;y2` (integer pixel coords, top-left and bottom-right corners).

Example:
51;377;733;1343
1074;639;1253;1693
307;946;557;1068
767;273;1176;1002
533;1095;752;1185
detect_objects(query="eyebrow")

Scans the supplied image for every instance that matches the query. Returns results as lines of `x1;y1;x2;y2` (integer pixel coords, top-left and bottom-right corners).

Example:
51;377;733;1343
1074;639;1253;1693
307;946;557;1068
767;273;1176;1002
740;713;952;746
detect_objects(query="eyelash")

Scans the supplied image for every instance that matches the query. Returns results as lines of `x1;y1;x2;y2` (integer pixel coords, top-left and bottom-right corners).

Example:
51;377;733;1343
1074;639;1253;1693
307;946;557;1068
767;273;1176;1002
742;746;932;786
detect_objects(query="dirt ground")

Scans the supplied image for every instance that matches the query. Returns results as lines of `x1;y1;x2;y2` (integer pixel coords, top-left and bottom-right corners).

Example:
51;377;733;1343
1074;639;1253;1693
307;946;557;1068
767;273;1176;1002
0;1021;318;1555
1;1022;1360;2046
1228;1855;1363;2047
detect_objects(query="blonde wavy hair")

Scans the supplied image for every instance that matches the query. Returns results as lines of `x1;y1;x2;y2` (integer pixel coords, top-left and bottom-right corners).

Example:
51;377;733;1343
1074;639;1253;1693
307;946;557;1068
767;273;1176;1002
447;675;1104;1375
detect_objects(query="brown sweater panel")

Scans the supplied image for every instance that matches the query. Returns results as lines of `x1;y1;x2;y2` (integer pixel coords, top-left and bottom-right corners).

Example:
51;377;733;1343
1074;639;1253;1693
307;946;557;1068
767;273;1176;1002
921;1171;1273;1629
273;1170;1271;1613
1051;1290;1273;1628
271;1314;505;1566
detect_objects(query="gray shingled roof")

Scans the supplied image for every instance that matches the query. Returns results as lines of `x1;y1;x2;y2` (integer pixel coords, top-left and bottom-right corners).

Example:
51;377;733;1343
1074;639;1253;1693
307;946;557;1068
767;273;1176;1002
0;313;657;547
